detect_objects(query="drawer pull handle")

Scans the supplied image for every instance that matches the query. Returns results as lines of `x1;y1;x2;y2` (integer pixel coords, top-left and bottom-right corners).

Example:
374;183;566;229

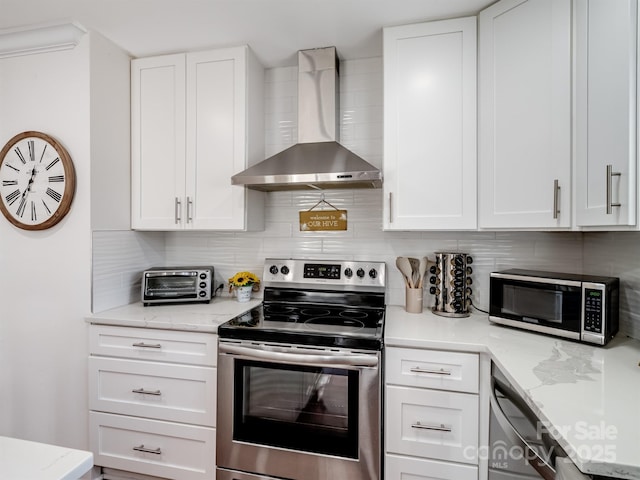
132;388;162;396
132;342;162;349
409;367;452;376
133;445;162;455
411;422;452;432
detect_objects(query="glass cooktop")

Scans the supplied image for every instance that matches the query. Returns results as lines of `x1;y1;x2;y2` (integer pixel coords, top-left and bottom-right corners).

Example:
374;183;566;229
218;289;385;350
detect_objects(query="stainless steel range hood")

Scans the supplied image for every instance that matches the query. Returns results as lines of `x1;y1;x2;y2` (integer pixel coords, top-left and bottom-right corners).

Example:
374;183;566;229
231;47;382;191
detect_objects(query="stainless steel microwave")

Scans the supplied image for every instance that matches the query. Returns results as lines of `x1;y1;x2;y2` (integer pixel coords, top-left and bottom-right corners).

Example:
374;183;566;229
142;266;214;306
489;269;619;345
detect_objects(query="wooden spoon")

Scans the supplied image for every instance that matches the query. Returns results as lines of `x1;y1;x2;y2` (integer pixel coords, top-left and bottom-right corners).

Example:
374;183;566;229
408;257;420;287
417;256;428;288
396;256;415;288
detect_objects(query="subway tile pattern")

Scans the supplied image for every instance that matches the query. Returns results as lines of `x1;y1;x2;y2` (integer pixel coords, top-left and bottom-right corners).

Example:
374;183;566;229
92;58;640;341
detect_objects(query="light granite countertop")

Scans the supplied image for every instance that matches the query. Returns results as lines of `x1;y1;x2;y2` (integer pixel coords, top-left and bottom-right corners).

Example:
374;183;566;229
86;300;640;479
86;297;262;332
385;306;640;480
0;436;93;480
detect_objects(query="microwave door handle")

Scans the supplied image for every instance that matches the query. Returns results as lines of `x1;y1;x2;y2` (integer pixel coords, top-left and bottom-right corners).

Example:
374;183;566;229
219;343;378;368
489;377;557;480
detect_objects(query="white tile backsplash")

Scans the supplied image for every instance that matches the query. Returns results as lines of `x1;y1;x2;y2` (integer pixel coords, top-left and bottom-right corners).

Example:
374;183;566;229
92;57;640;341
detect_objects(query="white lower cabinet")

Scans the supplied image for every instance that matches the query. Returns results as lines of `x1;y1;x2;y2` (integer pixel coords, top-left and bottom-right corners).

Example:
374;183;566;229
89;325;216;480
90;412;215;480
386;454;478;480
385;347;480;479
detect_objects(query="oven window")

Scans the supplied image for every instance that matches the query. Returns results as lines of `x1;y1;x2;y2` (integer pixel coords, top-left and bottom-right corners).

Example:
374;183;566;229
233;360;359;458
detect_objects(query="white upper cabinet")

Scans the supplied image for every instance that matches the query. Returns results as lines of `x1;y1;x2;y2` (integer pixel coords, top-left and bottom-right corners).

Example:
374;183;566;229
383;17;477;230
478;0;572;229
574;0;638;228
131;46;264;231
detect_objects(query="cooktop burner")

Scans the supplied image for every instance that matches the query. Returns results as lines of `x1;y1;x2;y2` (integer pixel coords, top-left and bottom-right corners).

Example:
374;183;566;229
218;258;387;350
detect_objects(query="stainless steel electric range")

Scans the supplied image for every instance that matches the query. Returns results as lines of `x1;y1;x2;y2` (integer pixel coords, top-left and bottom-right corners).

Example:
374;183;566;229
216;258;386;480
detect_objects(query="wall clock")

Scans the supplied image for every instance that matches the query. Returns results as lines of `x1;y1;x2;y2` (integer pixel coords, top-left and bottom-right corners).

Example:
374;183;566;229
0;131;76;230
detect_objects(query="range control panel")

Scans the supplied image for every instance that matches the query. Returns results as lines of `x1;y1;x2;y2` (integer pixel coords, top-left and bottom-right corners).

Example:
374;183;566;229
263;258;386;290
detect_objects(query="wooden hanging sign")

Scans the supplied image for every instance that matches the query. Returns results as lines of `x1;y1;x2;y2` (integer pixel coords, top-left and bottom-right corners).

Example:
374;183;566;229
299;195;347;231
300;209;348;231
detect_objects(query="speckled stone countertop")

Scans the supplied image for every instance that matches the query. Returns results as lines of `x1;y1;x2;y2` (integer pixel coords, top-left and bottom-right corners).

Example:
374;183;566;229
385;306;640;480
86;297;262;333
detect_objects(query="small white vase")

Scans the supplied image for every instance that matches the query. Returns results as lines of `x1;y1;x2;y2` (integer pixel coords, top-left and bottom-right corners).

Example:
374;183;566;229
236;285;252;303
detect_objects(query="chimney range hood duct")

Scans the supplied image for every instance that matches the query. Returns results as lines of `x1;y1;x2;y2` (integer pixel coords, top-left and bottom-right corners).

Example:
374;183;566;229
231;47;382;191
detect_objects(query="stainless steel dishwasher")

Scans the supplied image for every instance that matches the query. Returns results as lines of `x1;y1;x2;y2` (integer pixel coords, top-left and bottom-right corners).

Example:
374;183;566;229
489;362;594;480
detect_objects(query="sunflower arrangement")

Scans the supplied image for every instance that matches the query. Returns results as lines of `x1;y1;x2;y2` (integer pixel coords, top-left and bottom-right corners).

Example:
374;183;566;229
228;271;261;293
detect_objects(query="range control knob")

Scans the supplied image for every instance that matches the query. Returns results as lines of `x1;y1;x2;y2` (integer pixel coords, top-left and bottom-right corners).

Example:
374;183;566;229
269;265;278;275
429;265;437;274
344;268;353;278
200;273;207;279
280;265;290;275
356;268;365;278
429;276;437;284
369;268;377;279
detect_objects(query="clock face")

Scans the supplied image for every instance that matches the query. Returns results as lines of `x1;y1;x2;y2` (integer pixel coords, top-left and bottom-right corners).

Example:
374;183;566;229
0;131;76;230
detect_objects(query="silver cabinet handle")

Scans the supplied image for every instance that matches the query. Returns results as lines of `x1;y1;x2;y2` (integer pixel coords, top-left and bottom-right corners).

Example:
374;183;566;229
411;422;452;432
553;179;560;219
409;367;452;376
389;192;393;223
132;342;162;349
174;197;181;224
132;388;162;396
186;196;193;223
606;164;621;214
133;445;162;455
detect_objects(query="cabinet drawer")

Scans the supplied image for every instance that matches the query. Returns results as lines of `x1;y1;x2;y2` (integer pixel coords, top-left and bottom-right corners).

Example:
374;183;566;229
89;357;216;426
90;325;217;366
386;347;479;393
386;385;479;464
90;411;215;480
385;453;478;480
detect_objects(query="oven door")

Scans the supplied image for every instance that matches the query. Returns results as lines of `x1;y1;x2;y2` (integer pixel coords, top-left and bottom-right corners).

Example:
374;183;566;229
217;340;381;480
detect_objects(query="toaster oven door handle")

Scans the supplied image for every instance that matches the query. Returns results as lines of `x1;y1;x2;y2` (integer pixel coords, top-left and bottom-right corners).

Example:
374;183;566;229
490;376;558;480
219;343;378;368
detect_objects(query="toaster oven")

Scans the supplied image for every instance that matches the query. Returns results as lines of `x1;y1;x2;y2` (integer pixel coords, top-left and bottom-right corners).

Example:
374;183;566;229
142;266;214;306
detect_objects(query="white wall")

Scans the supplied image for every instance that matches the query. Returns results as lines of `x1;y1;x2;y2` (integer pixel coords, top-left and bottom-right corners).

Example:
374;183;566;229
0;39;92;448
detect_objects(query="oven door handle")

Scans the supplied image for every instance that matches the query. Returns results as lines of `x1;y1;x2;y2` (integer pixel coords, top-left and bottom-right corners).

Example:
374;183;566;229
219;343;378;367
489;376;558;480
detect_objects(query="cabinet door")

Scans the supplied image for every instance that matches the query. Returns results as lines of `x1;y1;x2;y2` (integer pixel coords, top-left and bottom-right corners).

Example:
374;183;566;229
385;454;478;480
386;385;479;464
131;54;186;230
478;0;571;228
575;0;638;227
90;411;215;480
186;47;249;230
383;17;477;230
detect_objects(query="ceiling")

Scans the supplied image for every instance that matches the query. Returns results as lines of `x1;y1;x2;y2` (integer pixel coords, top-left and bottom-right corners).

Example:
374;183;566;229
0;0;494;67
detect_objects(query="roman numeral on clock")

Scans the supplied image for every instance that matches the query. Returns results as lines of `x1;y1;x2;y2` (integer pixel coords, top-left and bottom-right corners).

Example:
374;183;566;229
48;175;64;183
2;180;18;186
45;157;60;171
46;187;62;203
14;147;26;164
5;189;20;204
31;200;36;222
16;197;26;218
42;199;51;215
39;144;47;163
7;164;20;172
28;140;35;162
